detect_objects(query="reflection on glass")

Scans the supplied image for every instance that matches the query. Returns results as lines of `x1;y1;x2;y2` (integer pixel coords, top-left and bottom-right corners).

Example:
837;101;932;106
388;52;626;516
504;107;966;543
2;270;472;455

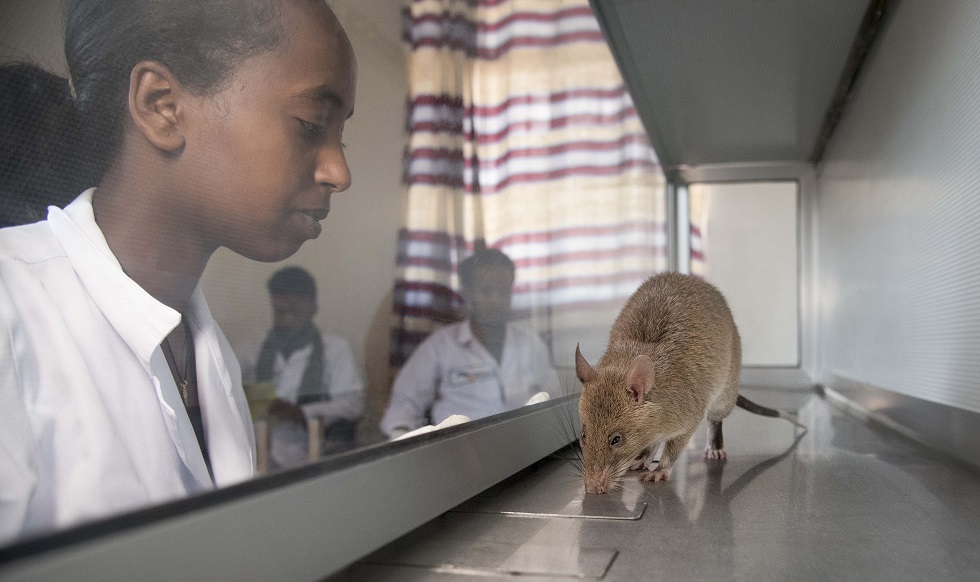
240;267;364;471
0;0;668;550
0;0;355;544
380;248;561;439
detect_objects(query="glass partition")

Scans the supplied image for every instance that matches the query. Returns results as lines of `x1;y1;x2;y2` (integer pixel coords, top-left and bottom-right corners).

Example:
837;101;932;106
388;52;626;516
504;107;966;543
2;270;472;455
0;0;663;550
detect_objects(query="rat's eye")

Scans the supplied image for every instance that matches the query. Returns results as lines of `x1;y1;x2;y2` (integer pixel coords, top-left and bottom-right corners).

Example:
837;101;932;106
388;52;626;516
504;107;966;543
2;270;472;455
609;434;622;447
580;427;586;441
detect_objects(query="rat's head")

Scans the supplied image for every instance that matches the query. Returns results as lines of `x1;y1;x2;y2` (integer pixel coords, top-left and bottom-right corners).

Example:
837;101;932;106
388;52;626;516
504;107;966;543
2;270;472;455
575;344;661;494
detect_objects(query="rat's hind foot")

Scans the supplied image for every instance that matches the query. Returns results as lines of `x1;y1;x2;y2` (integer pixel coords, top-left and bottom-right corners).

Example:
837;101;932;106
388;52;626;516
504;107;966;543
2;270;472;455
641;467;671;482
705;420;725;460
704;447;727;460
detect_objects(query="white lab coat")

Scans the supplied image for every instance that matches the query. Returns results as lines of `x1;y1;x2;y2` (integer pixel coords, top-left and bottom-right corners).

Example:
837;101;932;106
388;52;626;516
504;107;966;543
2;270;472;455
380;320;561;437
240;334;365;467
239;333;365;424
0;190;255;545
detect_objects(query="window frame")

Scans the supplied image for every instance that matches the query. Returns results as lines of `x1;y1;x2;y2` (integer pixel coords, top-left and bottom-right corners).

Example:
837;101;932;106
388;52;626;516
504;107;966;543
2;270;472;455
670;161;817;386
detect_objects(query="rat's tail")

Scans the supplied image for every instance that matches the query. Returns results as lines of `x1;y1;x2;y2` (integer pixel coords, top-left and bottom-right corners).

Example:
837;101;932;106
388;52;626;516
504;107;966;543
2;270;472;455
736;395;808;431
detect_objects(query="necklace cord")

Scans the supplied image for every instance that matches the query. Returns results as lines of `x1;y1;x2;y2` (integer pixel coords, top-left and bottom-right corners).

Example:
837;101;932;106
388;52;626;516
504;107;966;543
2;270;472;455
163;317;192;404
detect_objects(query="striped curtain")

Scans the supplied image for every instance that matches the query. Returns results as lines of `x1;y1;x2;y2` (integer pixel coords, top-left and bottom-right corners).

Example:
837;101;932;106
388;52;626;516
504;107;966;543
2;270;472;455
393;0;667;367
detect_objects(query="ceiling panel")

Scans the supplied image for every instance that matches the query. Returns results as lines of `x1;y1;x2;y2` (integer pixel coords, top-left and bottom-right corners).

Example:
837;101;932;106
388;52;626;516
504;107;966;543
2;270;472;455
591;0;872;168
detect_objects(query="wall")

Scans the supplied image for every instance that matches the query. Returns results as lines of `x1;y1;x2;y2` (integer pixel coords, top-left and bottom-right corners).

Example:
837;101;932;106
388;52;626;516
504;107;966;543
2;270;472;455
816;0;980;415
690;181;799;367
0;0;409;434
0;0;67;72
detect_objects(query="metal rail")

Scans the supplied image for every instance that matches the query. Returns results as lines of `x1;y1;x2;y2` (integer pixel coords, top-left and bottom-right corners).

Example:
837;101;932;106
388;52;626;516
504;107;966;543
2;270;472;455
0;395;581;582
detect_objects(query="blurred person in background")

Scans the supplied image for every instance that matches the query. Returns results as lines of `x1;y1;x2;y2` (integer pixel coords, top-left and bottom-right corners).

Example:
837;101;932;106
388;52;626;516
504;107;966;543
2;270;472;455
241;266;364;467
380;247;561;439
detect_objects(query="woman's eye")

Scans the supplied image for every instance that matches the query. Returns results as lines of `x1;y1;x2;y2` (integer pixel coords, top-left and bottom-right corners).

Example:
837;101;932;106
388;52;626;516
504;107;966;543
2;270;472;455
609;434;622;446
298;119;327;139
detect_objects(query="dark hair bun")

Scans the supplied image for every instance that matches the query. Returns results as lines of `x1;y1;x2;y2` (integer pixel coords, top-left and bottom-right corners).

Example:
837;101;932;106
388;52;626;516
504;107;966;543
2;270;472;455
0;63;98;227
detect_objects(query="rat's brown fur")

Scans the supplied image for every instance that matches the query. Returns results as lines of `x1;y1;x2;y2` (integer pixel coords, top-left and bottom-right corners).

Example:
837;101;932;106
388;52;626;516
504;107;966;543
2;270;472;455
576;272;741;494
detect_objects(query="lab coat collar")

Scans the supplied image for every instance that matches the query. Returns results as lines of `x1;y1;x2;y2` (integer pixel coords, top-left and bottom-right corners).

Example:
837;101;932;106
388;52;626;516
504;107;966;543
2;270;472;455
455;319;477;347
455;319;514;347
48;190;254;488
48;189;180;368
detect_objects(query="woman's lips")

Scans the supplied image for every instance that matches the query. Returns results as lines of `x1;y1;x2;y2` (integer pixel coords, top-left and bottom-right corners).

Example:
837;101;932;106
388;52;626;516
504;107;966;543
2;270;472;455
295;208;328;238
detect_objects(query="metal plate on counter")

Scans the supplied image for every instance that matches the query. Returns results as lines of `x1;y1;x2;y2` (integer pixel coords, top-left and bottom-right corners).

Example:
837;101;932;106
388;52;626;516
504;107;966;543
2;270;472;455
360;540;618;579
452;460;647;520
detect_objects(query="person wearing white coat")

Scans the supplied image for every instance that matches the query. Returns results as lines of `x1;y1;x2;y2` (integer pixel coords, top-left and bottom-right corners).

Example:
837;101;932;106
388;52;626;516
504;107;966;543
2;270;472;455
0;191;255;544
380;247;562;438
239;266;365;467
0;0;357;547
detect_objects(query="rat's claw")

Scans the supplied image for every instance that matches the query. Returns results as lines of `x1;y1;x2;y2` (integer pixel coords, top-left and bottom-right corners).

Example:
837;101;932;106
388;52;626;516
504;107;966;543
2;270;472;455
628;447;655;471
704;448;727;460
641;468;670;482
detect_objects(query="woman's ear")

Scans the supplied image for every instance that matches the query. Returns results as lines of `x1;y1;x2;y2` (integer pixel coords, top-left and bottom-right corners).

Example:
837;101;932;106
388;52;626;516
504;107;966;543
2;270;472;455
128;61;186;154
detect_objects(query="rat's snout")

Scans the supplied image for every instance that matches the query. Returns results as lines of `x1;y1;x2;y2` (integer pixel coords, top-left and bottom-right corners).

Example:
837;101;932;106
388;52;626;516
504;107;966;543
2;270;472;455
585;480;610;495
583;466;614;495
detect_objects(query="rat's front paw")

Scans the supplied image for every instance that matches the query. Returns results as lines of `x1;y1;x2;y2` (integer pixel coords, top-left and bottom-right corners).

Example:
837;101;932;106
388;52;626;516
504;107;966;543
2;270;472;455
704;447;727;460
628;448;653;471
641;467;670;482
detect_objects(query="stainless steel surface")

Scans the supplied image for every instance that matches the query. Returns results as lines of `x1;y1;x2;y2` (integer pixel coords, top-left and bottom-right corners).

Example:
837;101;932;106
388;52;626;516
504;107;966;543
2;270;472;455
337;388;980;581
0;397;580;582
363;542;617;579
816;0;980;414
826;378;980;468
453;461;646;521
590;0;871;168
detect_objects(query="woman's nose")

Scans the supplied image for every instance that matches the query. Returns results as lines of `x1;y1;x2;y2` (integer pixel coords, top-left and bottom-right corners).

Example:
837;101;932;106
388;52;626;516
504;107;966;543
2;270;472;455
314;145;352;193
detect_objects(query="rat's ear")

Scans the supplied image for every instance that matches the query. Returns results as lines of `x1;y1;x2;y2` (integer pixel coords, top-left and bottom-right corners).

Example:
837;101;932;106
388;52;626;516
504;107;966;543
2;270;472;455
575;343;595;384
128;60;186;154
626;355;655;404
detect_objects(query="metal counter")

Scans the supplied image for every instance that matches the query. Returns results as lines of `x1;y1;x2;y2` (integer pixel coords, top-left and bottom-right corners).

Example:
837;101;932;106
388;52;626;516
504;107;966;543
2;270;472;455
336;387;980;581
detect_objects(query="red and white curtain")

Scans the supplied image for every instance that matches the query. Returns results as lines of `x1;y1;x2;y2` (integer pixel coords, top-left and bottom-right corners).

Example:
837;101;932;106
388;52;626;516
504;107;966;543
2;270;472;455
392;0;667;366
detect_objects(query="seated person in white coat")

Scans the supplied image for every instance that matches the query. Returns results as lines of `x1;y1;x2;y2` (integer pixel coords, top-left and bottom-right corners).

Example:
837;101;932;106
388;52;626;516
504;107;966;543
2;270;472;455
0;0;357;544
241;267;365;466
380;248;562;439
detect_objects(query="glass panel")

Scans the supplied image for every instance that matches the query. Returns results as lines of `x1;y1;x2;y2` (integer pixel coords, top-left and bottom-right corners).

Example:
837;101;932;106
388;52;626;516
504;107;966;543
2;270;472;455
688;181;799;366
0;0;663;548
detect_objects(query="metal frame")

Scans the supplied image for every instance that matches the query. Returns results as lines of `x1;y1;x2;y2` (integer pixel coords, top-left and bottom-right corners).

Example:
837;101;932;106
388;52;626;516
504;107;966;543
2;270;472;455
0;396;581;581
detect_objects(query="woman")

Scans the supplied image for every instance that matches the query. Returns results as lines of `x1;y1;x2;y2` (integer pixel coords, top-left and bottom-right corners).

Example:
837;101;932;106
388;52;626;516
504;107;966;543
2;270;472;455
0;0;355;544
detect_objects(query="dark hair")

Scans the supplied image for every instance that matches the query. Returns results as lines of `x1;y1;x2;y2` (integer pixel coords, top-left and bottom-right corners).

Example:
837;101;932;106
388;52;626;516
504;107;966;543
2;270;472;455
458;246;516;289
64;0;286;177
268;266;317;298
0;63;99;228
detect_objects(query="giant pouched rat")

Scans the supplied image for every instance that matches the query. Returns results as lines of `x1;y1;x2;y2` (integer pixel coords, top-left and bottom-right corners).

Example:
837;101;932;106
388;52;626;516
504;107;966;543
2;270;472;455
575;272;806;494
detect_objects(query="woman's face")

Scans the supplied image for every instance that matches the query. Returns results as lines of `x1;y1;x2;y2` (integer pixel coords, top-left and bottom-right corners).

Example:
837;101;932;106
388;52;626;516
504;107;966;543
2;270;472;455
176;0;356;262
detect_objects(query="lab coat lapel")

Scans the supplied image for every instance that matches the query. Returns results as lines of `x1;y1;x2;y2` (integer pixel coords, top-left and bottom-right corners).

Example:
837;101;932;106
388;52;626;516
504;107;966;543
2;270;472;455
187;288;255;487
150;349;213;489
